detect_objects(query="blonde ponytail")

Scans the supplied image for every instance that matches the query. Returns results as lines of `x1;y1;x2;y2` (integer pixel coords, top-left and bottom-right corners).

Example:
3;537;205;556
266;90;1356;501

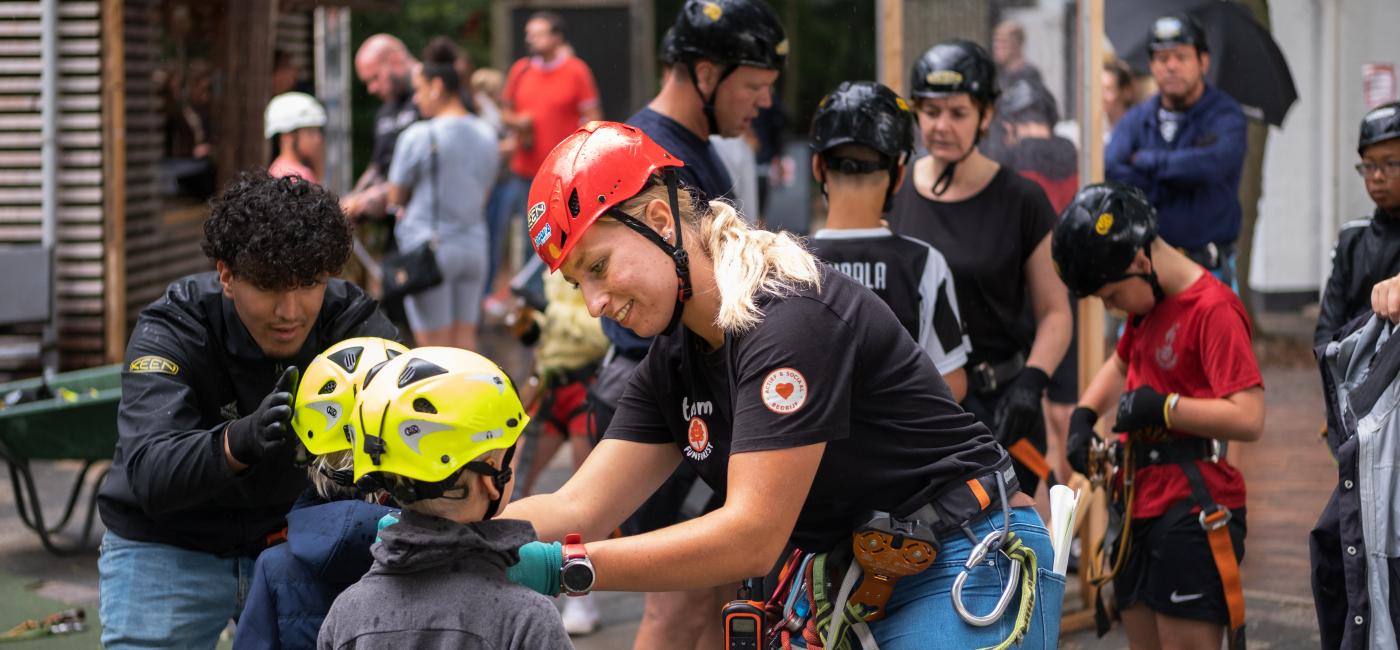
616;181;821;334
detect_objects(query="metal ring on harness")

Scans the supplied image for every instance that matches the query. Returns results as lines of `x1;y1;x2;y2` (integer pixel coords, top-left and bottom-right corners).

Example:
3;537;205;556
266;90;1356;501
951;529;1023;626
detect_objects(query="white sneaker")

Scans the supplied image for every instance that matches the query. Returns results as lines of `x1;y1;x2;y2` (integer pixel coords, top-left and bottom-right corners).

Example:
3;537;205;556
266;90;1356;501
561;593;600;636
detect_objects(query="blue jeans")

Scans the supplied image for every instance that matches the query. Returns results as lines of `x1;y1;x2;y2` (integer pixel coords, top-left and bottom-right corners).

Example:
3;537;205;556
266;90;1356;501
99;531;256;650
483;173;533;297
868;507;1065;649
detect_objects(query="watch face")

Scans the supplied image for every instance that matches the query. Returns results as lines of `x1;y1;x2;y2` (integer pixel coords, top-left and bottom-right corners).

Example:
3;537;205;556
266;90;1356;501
562;562;594;593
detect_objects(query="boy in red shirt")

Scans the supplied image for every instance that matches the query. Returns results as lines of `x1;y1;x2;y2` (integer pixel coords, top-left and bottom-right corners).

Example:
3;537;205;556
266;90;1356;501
1056;182;1264;650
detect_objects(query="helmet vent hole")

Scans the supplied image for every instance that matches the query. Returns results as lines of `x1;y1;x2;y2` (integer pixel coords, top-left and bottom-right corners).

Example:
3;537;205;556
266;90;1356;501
568;189;582;218
319;380;337;395
440;455;451;464
506;418;519;428
413;398;437;414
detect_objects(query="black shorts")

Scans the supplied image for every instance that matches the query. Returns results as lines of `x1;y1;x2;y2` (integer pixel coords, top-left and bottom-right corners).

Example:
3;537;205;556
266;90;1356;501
1046;292;1079;405
1113;503;1247;625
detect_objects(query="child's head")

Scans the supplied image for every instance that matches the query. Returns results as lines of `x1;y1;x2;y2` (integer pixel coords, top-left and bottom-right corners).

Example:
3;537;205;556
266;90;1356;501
1052;182;1163;315
351;347;529;523
809;81;915;213
293;336;410;498
1358;102;1400;213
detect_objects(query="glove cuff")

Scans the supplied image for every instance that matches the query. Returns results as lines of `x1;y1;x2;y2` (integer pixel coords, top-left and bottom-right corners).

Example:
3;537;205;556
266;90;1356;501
1070;406;1098;429
226;416;260;466
1020;366;1051;392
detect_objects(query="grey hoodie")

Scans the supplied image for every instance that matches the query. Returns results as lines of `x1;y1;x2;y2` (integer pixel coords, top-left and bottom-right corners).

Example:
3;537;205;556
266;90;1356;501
317;510;572;649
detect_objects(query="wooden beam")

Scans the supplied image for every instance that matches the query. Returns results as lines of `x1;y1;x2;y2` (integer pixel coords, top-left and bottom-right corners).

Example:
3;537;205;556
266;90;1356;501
100;0;125;363
215;0;279;191
876;0;902;93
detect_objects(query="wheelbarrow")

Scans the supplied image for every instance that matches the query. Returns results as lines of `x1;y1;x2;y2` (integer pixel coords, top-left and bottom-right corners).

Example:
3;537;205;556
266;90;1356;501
0;364;121;555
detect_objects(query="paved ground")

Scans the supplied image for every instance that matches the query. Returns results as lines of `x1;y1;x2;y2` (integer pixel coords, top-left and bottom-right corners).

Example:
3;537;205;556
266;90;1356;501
0;309;1339;648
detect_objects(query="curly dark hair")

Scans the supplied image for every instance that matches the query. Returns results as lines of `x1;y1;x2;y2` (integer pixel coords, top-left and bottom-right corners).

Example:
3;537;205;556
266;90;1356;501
202;170;351;290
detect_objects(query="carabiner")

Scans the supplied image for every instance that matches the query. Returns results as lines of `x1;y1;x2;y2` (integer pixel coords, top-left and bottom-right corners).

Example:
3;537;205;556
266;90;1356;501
951;530;1022;626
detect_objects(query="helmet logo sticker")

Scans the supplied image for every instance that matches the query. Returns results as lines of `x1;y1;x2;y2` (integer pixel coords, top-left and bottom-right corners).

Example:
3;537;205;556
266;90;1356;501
1153;17;1183;40
472;428;505;443
397;419;454;455
527;201;546;229
1368;106;1398;123
547;243;562;260
1095;212;1115;235
775;39;789;56
532;223;553;252
701;1;722;21
924;70;964;86
307;400;342;432
464;373;507;394
761;368;808;415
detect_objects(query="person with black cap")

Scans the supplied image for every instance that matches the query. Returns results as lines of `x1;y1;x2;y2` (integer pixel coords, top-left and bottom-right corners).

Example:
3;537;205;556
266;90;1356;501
1106;13;1248;290
1316;102;1400;346
1057;182;1262;650
807;81;971;401
887;39;1071;499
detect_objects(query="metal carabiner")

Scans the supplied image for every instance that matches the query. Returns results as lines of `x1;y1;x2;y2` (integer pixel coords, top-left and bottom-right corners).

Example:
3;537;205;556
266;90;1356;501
951;530;1022;626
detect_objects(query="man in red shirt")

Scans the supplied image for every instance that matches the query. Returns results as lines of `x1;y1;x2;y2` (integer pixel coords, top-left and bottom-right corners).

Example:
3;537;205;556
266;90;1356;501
1055;182;1263;650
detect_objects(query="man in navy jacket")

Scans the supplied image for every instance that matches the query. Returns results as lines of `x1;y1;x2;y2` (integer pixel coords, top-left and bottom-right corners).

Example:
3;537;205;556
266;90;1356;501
1106;14;1246;288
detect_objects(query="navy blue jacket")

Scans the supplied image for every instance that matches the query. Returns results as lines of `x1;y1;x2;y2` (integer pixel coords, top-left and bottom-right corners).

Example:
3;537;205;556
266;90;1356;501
1105;85;1247;249
234;491;391;649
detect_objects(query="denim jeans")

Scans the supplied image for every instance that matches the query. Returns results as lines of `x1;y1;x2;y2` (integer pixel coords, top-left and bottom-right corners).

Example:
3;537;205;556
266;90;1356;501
483;173;534;297
868;506;1065;649
98;531;256;650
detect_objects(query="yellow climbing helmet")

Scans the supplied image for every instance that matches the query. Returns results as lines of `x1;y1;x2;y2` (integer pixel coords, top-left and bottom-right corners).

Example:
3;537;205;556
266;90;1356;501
351;346;528;509
292;336;409;457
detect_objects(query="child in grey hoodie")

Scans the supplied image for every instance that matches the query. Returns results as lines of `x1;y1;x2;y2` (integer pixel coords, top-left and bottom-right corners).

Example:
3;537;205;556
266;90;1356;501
317;347;572;649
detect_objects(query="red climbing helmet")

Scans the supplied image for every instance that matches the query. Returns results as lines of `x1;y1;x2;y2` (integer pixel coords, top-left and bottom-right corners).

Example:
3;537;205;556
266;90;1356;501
526;121;686;272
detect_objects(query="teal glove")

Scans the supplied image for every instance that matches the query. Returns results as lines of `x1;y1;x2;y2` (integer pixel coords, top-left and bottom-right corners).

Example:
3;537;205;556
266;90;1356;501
507;541;562;596
375;511;400;543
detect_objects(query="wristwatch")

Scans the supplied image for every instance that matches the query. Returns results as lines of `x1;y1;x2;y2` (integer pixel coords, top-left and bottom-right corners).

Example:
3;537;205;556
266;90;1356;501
560;533;595;596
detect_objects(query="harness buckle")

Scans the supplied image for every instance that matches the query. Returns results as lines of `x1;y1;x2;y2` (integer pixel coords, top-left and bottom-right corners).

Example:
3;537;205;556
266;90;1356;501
1199;505;1233;531
972;361;998;393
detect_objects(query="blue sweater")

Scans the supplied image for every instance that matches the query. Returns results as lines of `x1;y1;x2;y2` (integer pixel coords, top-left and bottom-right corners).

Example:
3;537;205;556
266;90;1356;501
234;491;391;650
1105;85;1247;249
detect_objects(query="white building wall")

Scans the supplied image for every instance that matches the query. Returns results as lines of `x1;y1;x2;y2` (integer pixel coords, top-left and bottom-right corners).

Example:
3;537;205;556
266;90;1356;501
1253;0;1400;295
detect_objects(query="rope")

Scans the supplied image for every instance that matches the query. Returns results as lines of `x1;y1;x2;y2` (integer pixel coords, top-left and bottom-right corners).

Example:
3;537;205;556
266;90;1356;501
976;534;1039;650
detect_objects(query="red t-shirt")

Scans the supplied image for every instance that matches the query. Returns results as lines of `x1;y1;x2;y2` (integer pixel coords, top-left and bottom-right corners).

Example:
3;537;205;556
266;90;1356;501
1114;272;1263;519
503;54;599;177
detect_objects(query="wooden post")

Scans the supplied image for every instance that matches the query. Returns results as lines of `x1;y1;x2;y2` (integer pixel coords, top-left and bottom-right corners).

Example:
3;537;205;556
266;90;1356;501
876;0;903;93
215;0;279;191
101;0;127;363
1063;0;1108;635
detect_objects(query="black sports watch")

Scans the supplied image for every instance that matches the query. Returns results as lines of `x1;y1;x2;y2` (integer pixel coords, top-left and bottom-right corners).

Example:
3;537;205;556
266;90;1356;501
560;533;595;596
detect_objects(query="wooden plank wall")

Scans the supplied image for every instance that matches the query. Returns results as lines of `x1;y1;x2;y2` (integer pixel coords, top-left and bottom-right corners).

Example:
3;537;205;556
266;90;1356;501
0;0;107;377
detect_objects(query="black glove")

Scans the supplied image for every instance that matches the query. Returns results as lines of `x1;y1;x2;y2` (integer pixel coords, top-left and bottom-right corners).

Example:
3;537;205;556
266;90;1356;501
1067;406;1098;476
226;366;299;466
1115;386;1170;433
993;367;1050;444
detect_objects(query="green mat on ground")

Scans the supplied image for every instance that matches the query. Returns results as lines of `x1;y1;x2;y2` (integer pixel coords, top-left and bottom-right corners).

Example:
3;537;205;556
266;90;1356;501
0;571;98;649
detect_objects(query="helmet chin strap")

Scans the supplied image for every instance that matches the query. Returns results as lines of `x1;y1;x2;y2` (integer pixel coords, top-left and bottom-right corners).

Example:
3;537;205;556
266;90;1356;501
608;169;694;336
1122;245;1166;326
931;105;987;197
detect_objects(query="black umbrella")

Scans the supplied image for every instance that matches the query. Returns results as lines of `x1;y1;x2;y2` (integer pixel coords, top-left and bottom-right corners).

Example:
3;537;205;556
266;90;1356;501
1106;0;1299;126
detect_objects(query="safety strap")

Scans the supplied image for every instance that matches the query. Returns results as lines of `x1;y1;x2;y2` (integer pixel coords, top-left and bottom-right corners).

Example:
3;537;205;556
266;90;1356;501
1178;460;1246;649
1007;438;1057;486
976;534;1039;650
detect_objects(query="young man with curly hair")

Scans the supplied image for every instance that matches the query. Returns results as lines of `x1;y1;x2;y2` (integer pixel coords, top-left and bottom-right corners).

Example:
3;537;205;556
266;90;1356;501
97;172;398;650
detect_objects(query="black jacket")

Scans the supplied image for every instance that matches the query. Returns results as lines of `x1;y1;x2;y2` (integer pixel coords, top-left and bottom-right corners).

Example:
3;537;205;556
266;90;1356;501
1315;208;1400;347
98;273;397;556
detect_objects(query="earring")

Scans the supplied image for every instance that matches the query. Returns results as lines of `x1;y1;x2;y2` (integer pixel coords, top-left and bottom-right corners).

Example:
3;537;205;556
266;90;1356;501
664;229;673;240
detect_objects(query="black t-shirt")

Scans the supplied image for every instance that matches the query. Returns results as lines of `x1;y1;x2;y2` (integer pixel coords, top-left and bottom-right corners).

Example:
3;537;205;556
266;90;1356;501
606;266;1003;552
887;163;1057;365
370;88;421;176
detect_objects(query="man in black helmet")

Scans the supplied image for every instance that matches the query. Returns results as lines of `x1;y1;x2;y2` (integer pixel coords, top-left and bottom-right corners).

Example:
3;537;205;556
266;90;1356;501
807;81;971;400
1056;182;1262;650
589;1;787;646
1105;13;1247;290
1315;102;1400;345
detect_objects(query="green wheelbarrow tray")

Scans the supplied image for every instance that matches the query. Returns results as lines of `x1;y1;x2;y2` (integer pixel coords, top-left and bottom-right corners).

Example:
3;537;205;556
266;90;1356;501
0;364;121;555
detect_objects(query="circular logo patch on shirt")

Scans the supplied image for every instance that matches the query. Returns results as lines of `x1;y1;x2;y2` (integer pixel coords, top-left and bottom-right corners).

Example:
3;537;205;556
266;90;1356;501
761;368;808;414
685;416;713;461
